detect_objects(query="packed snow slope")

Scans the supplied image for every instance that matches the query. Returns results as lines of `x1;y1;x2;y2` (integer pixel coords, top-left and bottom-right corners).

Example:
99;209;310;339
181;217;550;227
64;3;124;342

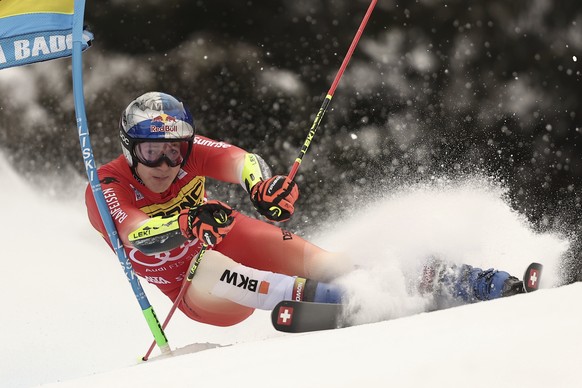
42;284;582;388
0;152;579;388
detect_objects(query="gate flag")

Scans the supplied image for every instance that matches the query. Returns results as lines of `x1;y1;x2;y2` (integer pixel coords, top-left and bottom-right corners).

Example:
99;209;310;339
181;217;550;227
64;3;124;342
0;0;171;355
0;0;93;70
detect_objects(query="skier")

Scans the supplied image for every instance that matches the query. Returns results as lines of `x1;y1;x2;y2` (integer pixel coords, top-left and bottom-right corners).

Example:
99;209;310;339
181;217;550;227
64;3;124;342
86;92;524;327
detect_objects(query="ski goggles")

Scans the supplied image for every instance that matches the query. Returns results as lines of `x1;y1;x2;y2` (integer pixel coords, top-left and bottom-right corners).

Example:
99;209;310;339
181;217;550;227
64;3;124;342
134;141;189;167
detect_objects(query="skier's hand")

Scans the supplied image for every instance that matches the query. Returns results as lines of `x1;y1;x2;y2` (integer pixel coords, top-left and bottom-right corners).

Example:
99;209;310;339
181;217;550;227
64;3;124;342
250;175;299;222
178;200;235;246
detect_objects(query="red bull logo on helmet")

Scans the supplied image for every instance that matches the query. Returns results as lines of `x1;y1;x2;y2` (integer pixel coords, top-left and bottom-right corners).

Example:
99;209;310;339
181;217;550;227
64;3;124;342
150;114;179;133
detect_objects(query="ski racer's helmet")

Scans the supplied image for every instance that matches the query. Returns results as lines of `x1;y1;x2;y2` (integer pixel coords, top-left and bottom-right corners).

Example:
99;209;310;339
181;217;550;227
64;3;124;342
119;92;195;168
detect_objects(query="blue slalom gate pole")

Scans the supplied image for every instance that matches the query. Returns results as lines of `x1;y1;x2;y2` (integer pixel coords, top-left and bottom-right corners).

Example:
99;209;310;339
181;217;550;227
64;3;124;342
71;0;169;355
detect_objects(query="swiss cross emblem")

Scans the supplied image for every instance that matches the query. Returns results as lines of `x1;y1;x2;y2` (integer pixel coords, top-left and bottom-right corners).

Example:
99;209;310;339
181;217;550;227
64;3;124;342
528;269;540;289
277;306;294;326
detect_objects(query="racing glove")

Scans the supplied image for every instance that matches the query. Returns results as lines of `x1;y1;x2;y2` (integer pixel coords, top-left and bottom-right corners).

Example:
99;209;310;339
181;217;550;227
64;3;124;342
178;200;235;246
250;175;299;222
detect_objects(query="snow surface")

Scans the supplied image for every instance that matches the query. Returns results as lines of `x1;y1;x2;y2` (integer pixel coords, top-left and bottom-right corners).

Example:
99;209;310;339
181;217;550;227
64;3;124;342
1;152;580;388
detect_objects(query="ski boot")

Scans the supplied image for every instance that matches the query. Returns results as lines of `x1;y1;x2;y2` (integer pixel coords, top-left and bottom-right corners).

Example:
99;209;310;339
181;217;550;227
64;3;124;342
419;258;523;304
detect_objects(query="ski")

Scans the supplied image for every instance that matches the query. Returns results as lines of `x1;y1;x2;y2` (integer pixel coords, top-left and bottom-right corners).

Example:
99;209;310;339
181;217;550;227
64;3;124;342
272;262;544;333
271;300;343;333
523;262;543;293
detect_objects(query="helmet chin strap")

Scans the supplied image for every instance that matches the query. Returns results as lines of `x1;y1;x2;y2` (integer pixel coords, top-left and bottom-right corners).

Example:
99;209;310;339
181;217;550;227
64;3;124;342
130;164;145;186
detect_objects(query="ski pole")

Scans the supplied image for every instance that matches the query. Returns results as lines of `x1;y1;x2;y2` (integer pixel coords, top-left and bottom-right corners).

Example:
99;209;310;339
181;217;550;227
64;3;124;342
288;0;378;181
142;244;209;361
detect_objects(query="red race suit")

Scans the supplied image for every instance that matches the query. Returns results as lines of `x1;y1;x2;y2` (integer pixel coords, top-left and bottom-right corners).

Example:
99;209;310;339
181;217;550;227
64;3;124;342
86;136;317;326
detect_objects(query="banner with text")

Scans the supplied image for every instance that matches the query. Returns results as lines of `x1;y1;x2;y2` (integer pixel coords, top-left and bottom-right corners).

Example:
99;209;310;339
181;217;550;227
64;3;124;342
0;0;92;70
